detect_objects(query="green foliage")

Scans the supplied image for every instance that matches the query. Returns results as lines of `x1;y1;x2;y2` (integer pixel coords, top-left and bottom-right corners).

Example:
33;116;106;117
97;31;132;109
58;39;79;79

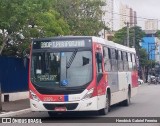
130;26;145;48
139;48;148;67
53;0;104;36
35;11;70;37
113;27;127;45
113;26;145;48
0;0;70;57
156;30;160;39
0;0;105;57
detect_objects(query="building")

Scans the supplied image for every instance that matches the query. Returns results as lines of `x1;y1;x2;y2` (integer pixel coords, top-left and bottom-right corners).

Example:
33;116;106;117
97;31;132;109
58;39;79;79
143;20;160;62
119;3;137;29
99;0;114;39
145;19;158;31
142;36;156;60
142;30;160;62
104;31;115;41
101;0;114;31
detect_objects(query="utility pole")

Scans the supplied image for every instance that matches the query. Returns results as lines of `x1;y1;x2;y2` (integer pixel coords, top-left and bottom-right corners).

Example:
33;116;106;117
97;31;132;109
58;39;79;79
133;26;136;47
124;22;130;47
127;22;130;47
104;28;105;39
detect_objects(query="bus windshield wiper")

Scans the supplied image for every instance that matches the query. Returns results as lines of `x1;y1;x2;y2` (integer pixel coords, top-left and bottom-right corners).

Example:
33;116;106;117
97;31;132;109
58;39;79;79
66;49;78;69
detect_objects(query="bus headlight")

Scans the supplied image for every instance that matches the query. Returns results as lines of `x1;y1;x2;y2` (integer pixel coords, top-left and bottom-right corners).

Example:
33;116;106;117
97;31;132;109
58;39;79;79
29;90;40;102
82;88;94;100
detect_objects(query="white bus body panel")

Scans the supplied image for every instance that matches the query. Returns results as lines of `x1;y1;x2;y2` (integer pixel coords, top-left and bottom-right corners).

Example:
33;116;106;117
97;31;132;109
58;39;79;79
30;88;106;112
118;72;131;90
30;95;106;111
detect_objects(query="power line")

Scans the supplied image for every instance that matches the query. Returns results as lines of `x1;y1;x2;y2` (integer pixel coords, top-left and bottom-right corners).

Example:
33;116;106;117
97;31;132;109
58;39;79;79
105;10;160;21
109;17;150;22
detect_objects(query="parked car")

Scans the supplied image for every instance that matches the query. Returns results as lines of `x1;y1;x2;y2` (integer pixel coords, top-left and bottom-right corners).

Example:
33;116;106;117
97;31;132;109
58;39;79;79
138;77;144;85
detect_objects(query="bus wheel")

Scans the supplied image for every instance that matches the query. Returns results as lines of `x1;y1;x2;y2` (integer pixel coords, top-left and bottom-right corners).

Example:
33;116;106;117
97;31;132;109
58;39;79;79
48;111;57;117
122;90;131;106
99;94;110;115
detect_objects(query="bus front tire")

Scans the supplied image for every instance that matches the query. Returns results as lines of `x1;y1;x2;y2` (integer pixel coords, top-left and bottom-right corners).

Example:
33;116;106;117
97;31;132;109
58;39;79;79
99;95;110;115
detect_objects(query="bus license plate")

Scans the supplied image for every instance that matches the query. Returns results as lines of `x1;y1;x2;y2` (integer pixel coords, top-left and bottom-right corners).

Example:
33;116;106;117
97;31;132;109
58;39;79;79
54;107;66;111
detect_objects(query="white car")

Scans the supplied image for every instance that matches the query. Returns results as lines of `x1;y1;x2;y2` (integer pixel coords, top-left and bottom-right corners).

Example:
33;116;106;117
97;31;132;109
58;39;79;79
138;78;144;85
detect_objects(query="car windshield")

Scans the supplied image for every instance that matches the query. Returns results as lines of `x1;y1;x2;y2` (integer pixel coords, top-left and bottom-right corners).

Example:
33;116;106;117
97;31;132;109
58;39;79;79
31;50;92;88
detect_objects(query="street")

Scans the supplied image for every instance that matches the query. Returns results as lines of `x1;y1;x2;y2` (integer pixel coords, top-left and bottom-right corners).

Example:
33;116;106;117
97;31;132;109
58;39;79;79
1;1;160;126
14;84;160;125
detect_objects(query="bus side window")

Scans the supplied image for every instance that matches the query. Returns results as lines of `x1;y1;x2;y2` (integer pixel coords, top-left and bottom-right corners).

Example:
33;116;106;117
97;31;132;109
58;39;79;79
108;48;111;59
108;48;112;71
115;50;118;60
123;51;128;71
131;54;133;68
111;48;117;71
118;50;123;71
132;54;136;70
96;52;103;83
126;52;129;70
128;52;132;71
103;47;111;72
115;49;118;71
96;53;103;73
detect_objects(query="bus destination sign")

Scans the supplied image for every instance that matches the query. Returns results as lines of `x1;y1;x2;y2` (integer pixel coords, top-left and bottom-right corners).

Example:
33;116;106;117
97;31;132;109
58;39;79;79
33;39;92;49
41;40;85;48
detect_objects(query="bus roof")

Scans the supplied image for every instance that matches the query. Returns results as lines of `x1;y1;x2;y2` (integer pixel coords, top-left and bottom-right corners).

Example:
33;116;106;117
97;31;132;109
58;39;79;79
32;36;136;53
92;36;136;53
32;36;92;42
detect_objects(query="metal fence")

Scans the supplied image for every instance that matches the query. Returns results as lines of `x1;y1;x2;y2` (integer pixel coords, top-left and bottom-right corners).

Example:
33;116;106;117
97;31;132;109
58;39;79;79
0;56;28;93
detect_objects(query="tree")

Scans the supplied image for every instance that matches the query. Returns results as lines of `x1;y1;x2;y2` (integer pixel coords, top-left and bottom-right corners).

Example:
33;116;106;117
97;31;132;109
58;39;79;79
156;30;160;38
34;11;70;37
129;26;145;49
138;48;158;81
0;0;106;57
138;48;148;81
112;27;127;45
0;0;70;57
53;0;105;36
0;0;27;55
139;49;148;67
113;26;145;48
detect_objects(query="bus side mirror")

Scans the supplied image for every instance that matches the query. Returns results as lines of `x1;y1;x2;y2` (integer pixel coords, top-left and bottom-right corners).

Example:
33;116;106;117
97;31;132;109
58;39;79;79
82;57;90;66
96;53;102;63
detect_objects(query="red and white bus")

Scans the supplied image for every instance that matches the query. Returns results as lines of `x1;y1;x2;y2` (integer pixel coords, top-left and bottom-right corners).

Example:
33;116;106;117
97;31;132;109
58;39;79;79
29;36;138;116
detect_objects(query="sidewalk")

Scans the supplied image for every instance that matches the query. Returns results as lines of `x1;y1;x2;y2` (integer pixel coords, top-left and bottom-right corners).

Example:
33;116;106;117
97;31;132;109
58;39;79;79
0;99;31;117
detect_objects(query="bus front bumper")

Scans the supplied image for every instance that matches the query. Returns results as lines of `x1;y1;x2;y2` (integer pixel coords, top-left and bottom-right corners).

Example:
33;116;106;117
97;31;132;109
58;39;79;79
30;96;99;112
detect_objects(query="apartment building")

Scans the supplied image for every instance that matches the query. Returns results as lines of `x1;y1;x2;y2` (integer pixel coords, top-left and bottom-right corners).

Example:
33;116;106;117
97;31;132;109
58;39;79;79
119;3;137;29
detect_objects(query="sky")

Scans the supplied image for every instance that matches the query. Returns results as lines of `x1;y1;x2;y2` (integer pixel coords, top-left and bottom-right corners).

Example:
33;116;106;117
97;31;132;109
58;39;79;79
114;0;160;30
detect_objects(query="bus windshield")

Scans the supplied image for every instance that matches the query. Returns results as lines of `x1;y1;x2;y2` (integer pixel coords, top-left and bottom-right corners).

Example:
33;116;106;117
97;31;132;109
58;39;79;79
31;50;92;88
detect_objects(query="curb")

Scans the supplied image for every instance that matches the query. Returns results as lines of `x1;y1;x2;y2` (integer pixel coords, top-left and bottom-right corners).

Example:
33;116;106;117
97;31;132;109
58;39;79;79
0;108;31;117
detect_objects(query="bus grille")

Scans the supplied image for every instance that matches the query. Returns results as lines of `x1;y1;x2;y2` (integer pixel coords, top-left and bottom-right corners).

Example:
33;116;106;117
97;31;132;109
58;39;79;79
43;103;78;110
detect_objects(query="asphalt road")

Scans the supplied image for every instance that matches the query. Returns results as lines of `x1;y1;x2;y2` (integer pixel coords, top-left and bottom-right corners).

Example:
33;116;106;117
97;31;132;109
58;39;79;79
14;83;160;126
